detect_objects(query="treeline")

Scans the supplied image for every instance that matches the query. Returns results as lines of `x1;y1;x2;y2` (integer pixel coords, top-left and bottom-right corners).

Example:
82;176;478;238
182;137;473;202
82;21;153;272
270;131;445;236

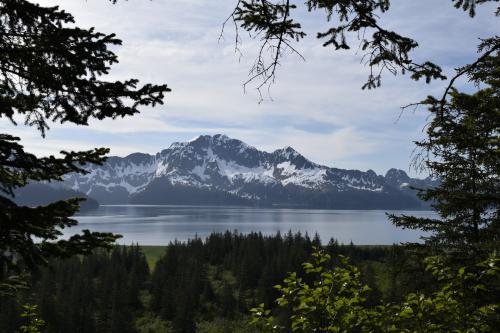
0;232;412;333
0;246;149;333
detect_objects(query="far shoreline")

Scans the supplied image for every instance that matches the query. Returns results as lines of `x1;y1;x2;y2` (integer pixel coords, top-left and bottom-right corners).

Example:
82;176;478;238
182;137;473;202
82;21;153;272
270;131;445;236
88;203;435;212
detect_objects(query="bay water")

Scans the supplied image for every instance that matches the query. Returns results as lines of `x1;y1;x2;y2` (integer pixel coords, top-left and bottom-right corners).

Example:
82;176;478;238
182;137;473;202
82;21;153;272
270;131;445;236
68;205;438;245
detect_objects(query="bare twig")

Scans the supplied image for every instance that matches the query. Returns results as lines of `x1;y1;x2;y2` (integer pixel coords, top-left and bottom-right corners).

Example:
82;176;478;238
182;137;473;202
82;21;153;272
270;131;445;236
221;0;305;100
219;0;243;59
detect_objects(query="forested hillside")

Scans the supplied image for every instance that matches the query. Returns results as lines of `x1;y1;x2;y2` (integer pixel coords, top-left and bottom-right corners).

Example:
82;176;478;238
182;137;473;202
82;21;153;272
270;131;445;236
0;232;415;333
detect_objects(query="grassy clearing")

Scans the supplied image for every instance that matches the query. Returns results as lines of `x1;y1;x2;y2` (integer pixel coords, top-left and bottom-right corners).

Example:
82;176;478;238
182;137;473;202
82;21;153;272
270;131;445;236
140;246;166;270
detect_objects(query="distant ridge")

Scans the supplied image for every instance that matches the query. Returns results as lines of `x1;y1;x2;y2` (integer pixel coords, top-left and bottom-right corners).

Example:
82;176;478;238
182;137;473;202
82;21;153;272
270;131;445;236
13;182;99;211
61;134;438;209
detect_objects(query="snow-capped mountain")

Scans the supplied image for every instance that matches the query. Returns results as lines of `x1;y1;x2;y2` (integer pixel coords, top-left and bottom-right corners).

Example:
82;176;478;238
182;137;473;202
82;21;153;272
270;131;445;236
63;134;436;209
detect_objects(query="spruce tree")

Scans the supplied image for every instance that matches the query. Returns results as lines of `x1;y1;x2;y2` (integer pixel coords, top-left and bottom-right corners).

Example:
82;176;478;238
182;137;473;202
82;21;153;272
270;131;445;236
0;0;170;294
389;47;500;262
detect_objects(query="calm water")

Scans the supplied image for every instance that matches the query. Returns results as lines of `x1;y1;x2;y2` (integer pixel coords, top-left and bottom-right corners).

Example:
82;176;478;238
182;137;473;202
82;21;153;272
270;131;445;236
67;205;438;245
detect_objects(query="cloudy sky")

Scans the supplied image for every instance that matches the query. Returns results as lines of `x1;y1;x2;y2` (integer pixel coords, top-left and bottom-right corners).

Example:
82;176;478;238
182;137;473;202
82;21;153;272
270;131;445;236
2;0;498;176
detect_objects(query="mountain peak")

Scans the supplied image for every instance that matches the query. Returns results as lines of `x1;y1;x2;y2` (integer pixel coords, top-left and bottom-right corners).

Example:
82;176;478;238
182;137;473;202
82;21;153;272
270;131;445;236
385;168;411;187
212;134;229;141
385;168;409;178
274;146;300;158
181;134;239;147
189;134;211;144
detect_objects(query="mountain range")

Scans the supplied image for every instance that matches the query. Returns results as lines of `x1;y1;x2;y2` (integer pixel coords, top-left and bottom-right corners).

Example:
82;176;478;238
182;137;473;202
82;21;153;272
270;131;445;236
53;134;437;210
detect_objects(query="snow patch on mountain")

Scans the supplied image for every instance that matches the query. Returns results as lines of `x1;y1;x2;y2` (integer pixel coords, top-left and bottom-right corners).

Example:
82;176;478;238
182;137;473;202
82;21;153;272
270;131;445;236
277;161;327;187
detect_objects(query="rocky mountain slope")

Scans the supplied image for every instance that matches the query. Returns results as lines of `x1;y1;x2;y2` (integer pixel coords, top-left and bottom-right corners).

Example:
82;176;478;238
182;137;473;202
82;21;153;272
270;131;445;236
62;134;437;209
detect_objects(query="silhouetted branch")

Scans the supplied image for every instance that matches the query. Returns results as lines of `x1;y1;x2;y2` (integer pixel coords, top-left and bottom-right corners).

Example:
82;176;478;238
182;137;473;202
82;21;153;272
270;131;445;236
439;42;500;116
222;0;306;100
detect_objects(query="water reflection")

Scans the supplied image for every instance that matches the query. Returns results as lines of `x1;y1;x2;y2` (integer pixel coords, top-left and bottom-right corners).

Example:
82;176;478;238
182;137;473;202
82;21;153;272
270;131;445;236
67;205;438;245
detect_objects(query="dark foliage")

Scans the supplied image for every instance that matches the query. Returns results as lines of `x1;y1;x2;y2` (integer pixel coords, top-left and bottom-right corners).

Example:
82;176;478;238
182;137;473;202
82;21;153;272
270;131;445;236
3;232;491;332
389;51;500;264
0;233;400;333
149;231;395;333
0;245;149;333
0;0;170;294
0;0;168;135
